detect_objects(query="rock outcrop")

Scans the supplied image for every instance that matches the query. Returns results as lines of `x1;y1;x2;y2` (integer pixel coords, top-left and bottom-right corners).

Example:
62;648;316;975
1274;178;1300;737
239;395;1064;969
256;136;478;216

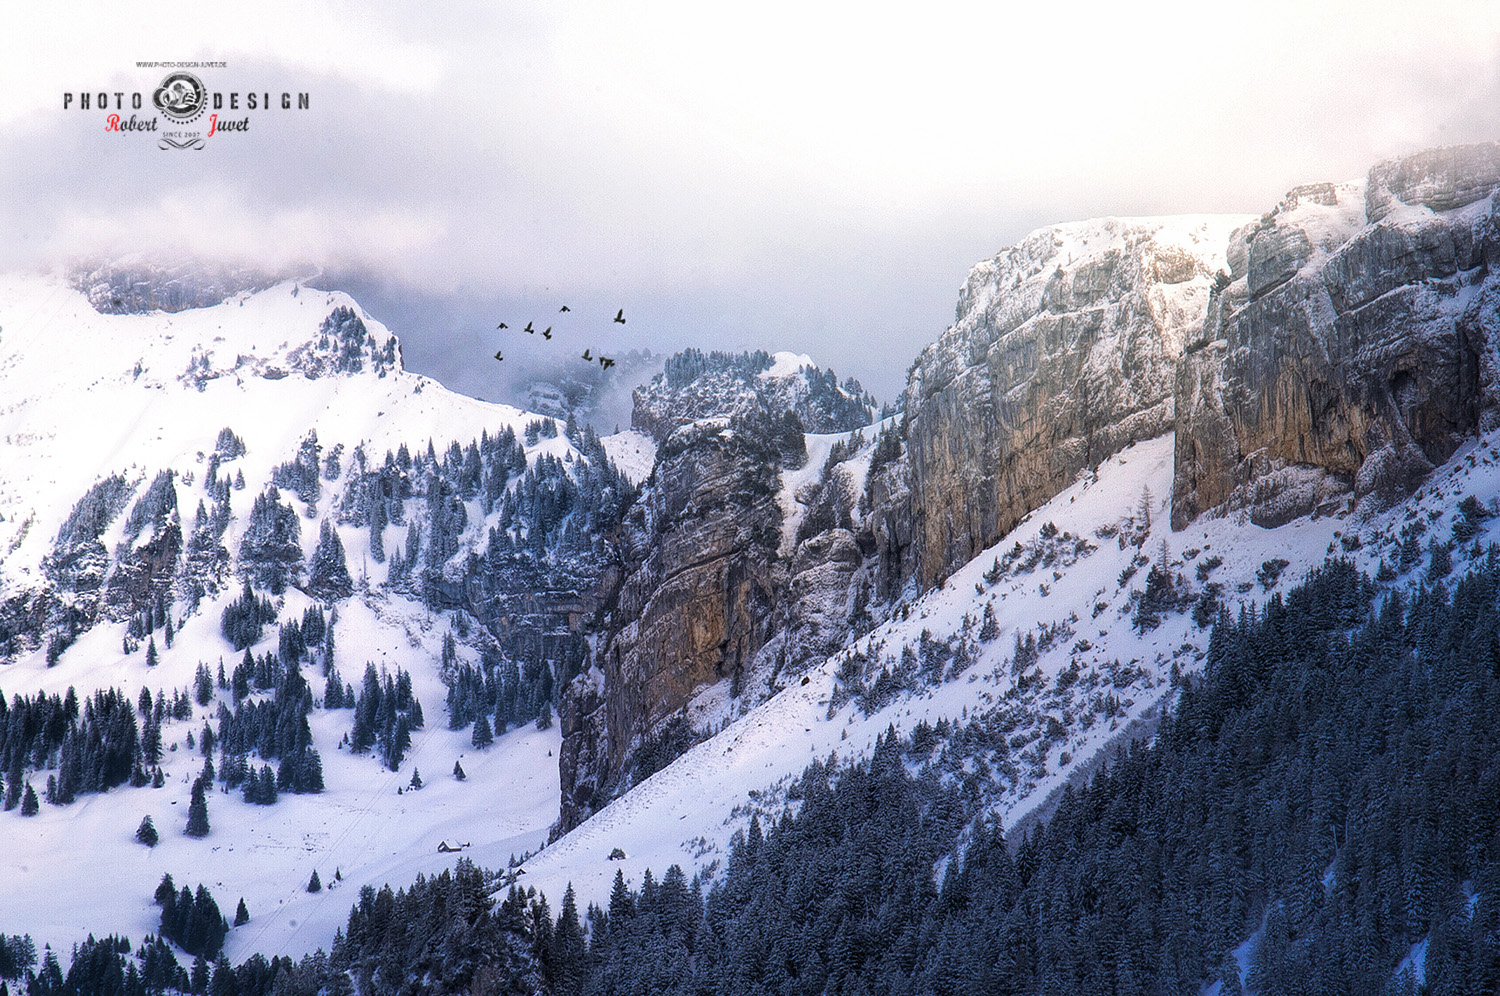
557;419;784;831
904;216;1247;588
1172;143;1500;528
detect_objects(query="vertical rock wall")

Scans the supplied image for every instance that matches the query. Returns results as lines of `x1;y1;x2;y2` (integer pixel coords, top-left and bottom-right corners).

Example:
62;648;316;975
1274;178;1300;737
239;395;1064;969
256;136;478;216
1171;143;1500;528
905;216;1246;588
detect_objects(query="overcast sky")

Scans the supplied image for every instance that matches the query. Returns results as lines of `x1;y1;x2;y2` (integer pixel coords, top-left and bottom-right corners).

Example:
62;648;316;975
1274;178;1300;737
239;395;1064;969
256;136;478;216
3;1;1499;404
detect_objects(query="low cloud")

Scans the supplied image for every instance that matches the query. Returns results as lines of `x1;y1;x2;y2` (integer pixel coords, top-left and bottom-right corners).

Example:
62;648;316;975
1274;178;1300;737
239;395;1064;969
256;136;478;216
3;0;1498;404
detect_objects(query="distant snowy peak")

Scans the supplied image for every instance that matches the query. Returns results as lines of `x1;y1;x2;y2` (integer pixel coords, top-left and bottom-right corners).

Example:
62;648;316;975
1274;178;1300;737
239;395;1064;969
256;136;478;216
70;257;293;315
0;271;605;608
632;348;877;443
180;296;401;389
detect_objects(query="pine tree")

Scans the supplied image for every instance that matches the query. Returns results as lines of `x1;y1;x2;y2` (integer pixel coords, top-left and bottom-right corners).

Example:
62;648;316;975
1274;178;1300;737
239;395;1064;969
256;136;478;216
308;520;353;599
552;884;586;996
408;768;422;790
979;602;1000;642
136;815;159;847
306;870;322;893
472;714;494;749
20;784;38;816
368;482;387;564
146;637;158;667
453;760;466;781
234;899;249;926
195;664;214;707
185;780;210;837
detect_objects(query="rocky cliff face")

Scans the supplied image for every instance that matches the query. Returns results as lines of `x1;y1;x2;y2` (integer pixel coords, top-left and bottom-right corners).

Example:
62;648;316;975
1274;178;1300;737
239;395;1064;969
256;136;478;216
904;216;1247;588
557;419;784;831
1172;143;1500;528
558;143;1500;834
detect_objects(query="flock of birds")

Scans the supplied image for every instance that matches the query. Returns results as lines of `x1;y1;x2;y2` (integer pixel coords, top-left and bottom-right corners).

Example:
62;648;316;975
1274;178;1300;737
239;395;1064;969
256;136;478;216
494;305;625;370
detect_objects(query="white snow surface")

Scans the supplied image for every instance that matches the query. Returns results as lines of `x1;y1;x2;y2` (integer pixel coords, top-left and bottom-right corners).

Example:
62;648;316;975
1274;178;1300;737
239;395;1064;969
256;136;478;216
599;429;656;486
0;273;586;596
759;351;815;380
0;272;584;958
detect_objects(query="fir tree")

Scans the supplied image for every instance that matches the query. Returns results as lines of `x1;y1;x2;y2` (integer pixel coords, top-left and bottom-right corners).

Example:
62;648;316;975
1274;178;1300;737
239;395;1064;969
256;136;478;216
979;601;1000;642
136;815;159;847
146;637;158;667
234;899;249;926
306;870;322;894
472;714;494;749
308;519;353;599
195;663;213;706
20;785;38;816
185;780;210;837
453;760;466;781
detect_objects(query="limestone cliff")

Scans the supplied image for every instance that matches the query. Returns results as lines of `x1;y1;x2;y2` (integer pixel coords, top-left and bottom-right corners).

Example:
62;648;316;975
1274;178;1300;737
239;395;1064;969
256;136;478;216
557;419;784;830
1172;143;1500;528
904;215;1248;588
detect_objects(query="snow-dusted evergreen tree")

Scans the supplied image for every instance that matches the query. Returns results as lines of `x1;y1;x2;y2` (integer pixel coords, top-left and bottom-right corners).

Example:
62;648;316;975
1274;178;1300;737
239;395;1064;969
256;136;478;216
271;431;322;507
124;469;177;541
307;519;352;599
185;780;209;837
239;487;302;592
136;815;158;847
214;427;246;460
367;479;387;563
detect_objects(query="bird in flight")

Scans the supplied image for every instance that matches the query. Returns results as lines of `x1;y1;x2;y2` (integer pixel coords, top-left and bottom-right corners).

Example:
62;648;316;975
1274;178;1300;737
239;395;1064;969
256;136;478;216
581;348;592;361
613;309;626;324
599;356;615;371
496;322;508;329
493;350;504;362
559;305;571;313
543;327;552;340
524;321;535;334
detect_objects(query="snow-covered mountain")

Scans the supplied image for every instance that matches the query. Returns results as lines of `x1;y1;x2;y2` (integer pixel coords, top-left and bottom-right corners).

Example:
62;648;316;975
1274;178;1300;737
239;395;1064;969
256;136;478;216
0;272;620;958
4;142;1500;994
